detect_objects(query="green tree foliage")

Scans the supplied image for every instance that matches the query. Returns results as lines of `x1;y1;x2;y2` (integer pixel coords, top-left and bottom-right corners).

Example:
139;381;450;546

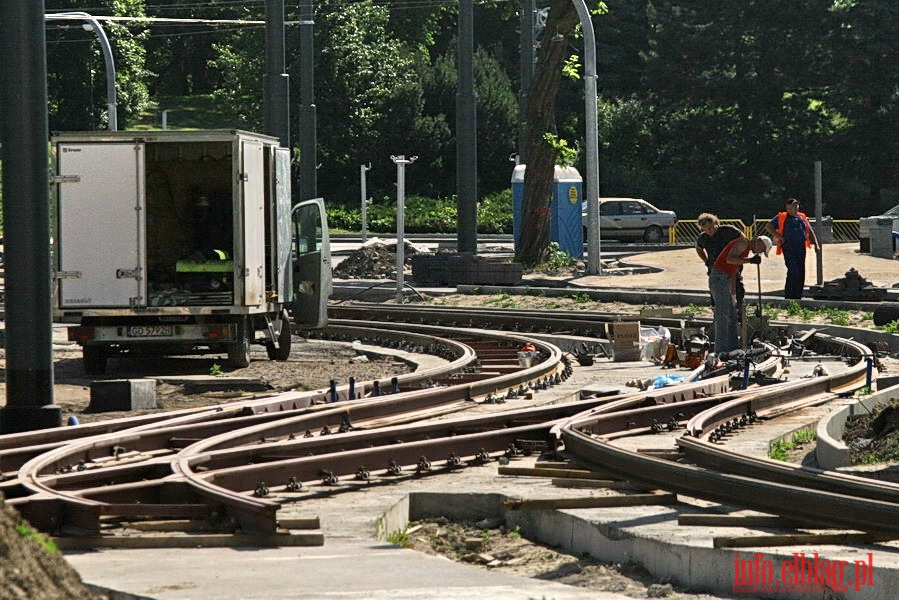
828;0;899;206
45;0;151;130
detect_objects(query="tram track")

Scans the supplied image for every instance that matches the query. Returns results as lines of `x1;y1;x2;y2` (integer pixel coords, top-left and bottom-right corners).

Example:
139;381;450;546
0;305;895;548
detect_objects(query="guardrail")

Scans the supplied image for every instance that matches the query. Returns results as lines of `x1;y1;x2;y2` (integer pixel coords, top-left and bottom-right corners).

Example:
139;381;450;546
673;219;860;246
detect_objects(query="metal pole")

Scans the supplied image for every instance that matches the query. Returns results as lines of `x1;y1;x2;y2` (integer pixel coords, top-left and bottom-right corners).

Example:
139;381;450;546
456;0;478;254
391;155;417;303
1;1;60;433
264;0;289;147
518;0;536;164
571;0;601;275
45;12;117;131
360;163;371;242
814;161;823;286
298;0;317;203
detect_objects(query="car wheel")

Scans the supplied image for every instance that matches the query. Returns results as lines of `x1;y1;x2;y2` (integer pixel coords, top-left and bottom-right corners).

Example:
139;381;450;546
643;225;664;243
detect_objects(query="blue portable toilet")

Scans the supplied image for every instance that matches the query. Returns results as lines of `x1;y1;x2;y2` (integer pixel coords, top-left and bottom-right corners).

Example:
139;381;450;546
511;164;583;259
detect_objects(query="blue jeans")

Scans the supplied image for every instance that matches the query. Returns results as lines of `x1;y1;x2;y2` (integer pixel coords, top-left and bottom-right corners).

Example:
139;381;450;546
783;249;806;299
710;269;738;353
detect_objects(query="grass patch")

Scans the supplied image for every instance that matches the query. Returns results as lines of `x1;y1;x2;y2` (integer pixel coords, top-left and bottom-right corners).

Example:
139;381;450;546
385;528;411;547
130;94;245;131
16;522;59;554
480;293;518;308
768;428;817;462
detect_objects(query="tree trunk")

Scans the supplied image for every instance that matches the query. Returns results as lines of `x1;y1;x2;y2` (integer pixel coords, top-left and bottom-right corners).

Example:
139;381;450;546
515;0;580;266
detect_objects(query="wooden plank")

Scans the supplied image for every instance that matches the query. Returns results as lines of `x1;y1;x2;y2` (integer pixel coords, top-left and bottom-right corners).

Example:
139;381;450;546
54;531;324;550
551;478;654;492
498;466;619;480
678;514;816;529
504;493;678;510
277;517;321;530
713;532;893;549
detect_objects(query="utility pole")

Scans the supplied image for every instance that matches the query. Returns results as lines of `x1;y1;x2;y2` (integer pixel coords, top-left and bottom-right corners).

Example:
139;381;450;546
391;155;417;303
264;0;290;147
456;0;477;254
0;1;61;432
298;0;317;203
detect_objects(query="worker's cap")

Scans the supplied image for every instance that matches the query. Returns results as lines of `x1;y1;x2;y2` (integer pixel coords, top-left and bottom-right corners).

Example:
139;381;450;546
786;198;800;205
757;235;773;257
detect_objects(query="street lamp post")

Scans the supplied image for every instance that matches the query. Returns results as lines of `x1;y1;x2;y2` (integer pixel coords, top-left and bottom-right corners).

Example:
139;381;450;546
45;12;118;130
570;0;601;275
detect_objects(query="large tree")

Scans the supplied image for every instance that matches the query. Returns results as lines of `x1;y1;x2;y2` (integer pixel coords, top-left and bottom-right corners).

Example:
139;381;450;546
515;0;581;265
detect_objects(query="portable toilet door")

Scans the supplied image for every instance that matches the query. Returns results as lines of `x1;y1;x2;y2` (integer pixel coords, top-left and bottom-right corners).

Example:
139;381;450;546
510;164;583;259
550;166;583;259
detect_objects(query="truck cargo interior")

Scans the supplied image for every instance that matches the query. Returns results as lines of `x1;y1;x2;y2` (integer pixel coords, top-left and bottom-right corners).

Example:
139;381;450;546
145;141;234;306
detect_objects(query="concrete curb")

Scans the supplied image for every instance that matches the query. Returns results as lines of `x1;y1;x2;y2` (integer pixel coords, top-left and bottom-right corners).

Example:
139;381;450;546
817;383;899;469
388;491;897;600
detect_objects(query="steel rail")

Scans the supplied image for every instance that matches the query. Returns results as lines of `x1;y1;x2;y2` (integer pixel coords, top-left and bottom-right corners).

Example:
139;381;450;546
559;331;899;535
561;426;899;536
7;325;567;534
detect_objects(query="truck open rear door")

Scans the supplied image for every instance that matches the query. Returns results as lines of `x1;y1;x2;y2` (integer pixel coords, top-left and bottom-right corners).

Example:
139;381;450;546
56;143;145;308
292;198;331;329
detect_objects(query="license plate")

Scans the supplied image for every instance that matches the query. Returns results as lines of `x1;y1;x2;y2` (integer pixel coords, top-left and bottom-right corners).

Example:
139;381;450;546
126;325;173;337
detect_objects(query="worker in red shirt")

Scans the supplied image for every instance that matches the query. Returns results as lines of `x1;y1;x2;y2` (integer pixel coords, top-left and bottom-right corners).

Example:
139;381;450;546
765;198;820;299
710;236;772;353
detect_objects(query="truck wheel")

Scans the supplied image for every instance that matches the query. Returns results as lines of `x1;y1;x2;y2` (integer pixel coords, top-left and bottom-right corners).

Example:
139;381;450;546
266;310;293;361
83;346;107;375
227;319;251;368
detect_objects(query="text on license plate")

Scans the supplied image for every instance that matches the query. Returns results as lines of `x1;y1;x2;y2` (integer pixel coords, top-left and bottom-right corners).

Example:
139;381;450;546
127;325;173;337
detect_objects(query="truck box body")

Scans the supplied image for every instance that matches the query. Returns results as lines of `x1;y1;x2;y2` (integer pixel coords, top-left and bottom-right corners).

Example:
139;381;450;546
52;130;329;373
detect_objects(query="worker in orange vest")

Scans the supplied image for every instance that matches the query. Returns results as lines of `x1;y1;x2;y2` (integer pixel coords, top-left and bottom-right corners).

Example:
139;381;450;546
765;198;820;299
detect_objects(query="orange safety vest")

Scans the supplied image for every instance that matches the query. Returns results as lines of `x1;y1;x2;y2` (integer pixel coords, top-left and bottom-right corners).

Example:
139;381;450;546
774;211;812;255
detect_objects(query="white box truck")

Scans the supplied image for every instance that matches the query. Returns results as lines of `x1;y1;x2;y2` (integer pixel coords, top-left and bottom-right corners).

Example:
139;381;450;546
52;130;331;374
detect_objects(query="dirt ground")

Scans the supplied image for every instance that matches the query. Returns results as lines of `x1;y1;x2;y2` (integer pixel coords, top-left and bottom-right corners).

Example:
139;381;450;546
405;517;736;599
0;339;414;426
0;498;98;600
843;398;899;465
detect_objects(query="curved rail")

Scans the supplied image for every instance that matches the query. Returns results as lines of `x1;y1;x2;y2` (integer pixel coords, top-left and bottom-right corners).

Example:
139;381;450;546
559;330;899;535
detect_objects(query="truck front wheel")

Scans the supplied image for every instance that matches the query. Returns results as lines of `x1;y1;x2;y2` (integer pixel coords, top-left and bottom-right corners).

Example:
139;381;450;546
266;310;293;361
83;346;107;375
227;319;251;368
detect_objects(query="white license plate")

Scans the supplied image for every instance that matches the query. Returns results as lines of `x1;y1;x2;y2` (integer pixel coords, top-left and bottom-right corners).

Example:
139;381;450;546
126;325;173;337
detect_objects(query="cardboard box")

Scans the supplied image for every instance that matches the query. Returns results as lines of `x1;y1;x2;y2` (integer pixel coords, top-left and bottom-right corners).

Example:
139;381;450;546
610;320;641;362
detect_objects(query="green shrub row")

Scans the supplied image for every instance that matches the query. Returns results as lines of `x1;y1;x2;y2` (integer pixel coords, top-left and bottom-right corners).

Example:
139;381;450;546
327;189;513;234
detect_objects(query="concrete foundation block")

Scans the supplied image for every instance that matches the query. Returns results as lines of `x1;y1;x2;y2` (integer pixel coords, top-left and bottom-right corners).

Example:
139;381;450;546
89;379;157;412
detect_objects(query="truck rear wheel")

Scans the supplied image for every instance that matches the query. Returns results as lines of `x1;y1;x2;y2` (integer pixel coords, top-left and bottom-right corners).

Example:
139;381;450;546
266;310;292;361
227;318;251;368
83;346;107;375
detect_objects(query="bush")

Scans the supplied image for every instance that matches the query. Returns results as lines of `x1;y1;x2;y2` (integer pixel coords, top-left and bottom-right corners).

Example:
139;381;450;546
327;191;513;235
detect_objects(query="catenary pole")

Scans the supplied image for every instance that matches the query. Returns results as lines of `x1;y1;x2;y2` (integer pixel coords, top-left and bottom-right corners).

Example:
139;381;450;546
456;0;477;254
0;1;61;432
298;0;317;203
264;0;289;147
